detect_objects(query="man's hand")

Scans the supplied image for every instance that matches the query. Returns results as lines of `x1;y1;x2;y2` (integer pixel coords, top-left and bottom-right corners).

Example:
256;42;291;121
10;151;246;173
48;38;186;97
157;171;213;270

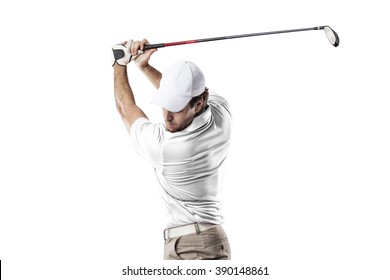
132;39;157;69
112;39;136;66
112;38;157;67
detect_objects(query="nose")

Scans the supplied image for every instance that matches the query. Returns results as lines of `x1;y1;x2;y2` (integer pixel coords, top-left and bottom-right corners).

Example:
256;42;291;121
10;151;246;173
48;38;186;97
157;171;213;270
163;109;173;121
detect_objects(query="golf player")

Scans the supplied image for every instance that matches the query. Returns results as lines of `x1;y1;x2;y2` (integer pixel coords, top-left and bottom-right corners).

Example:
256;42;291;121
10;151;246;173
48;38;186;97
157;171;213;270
112;39;232;260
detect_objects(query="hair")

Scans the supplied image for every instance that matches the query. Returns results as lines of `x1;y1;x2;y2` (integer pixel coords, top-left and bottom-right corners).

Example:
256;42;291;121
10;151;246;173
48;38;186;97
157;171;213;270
189;87;209;109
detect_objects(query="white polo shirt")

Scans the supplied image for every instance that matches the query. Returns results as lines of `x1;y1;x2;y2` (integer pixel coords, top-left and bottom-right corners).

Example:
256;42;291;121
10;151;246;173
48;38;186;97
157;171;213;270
130;93;232;228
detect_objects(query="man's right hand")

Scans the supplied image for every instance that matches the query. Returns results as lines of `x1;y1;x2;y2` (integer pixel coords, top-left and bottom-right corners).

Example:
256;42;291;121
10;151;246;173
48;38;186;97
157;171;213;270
132;39;158;69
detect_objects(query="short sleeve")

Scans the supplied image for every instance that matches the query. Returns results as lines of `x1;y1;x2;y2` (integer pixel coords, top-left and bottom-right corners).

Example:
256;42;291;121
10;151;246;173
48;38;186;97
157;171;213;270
130;118;164;168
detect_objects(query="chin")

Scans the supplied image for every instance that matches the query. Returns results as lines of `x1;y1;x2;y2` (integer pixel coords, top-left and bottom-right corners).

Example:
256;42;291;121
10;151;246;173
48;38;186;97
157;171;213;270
166;124;177;132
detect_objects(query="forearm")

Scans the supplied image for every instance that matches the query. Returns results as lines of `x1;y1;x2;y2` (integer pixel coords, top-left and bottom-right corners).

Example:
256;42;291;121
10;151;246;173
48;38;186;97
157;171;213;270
113;64;147;129
139;64;162;89
114;65;136;106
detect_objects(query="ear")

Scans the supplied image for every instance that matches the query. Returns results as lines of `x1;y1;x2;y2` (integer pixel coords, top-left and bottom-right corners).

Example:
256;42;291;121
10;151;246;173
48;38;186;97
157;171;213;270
194;98;204;114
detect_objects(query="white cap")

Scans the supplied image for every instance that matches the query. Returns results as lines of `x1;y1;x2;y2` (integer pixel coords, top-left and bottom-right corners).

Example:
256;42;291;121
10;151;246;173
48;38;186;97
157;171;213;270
150;61;206;112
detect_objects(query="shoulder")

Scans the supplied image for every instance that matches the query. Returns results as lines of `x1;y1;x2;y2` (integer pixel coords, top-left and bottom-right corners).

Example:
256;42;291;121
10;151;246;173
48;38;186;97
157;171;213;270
209;92;231;117
209;92;228;104
130;118;165;166
130;118;165;140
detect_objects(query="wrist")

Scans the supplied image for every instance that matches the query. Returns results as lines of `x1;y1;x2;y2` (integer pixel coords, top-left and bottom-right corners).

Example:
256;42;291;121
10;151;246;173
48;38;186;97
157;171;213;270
137;63;151;72
113;63;127;72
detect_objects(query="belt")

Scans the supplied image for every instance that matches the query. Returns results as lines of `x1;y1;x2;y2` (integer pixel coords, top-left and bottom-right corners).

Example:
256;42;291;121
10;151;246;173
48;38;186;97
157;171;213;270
164;223;217;240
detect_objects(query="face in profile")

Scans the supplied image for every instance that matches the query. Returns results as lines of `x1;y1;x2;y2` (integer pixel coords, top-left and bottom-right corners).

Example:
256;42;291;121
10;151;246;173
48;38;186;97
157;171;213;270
162;103;196;132
162;95;206;132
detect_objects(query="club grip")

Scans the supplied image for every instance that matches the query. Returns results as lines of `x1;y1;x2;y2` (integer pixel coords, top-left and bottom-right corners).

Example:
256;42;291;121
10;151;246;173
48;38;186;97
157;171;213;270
144;43;165;50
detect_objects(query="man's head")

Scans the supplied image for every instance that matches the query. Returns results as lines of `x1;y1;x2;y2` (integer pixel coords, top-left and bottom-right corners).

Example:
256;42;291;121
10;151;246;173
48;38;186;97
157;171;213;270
151;61;209;132
162;88;209;132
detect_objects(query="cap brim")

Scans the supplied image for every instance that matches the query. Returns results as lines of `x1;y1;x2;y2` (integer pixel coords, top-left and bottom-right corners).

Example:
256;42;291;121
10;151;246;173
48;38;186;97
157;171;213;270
150;91;191;113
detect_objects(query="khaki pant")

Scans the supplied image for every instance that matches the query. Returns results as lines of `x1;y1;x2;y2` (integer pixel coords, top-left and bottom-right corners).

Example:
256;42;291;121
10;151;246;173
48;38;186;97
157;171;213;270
164;225;231;260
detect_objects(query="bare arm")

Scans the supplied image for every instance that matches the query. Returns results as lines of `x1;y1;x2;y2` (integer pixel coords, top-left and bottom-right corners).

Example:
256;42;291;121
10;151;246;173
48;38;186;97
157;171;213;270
113;64;147;132
132;39;162;89
138;64;162;89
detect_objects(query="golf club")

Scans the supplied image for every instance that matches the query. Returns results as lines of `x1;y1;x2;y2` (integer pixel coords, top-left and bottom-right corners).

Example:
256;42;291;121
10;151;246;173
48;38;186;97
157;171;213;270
144;26;340;50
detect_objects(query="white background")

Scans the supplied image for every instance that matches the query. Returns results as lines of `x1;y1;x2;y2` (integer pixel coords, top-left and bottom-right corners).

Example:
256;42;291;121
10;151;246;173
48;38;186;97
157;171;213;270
0;0;389;279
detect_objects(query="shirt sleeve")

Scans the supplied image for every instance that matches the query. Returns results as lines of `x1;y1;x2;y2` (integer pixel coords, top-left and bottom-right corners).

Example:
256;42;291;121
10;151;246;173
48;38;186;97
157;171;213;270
130;118;164;168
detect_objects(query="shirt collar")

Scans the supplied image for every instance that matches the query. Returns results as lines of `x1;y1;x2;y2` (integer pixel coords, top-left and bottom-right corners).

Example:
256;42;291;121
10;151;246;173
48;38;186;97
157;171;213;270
183;106;211;132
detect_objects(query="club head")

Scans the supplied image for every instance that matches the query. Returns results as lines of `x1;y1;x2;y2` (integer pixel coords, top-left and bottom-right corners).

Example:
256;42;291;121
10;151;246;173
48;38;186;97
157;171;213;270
323;26;340;47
